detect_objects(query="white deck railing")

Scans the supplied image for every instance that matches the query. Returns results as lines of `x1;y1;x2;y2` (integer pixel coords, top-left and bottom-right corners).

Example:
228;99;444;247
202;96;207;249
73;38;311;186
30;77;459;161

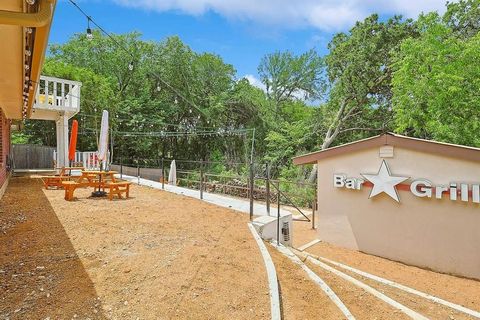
35;75;81;113
53;151;110;170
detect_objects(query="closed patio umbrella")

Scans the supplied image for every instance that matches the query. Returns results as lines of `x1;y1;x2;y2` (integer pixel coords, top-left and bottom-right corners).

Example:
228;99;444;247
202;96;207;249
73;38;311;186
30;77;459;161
68;120;78;167
168;160;176;185
92;110;109;197
97;110;109;170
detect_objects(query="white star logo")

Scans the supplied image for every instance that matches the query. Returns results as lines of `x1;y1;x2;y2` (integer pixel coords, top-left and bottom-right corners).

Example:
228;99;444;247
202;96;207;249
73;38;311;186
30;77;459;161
361;160;409;202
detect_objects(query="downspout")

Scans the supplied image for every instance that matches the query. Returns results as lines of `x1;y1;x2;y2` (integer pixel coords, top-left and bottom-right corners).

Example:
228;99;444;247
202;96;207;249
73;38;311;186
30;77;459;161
0;0;54;27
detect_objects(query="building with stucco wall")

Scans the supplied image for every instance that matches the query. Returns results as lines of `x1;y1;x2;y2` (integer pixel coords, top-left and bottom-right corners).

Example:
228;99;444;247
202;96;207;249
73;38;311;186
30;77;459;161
294;133;480;280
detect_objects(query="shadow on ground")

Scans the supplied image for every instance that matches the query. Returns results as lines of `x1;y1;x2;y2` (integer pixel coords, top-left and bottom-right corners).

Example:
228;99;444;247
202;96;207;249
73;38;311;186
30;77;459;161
0;176;106;319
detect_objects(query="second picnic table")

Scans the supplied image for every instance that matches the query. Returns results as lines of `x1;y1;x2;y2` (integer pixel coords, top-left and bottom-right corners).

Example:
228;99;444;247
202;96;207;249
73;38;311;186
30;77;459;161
77;170;117;196
62;170;132;201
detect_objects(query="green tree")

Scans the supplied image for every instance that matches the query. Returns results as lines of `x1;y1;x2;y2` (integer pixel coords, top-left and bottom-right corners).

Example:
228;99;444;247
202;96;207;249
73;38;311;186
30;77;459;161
392;12;480;146
29;32;267;167
306;14;417;181
443;0;480;39
258;49;325;117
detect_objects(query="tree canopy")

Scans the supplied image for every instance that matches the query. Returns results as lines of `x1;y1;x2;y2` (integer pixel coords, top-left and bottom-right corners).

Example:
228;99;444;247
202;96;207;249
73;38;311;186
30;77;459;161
392;1;480;145
18;0;480;181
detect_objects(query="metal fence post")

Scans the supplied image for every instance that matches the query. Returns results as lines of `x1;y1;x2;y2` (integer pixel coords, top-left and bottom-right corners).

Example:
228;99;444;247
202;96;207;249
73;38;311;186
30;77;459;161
161;158;165;190
200;161;204;200
312;187;317;230
266;163;270;216
249;162;254;221
277;181;281;245
120;157;123;179
137;162;140;184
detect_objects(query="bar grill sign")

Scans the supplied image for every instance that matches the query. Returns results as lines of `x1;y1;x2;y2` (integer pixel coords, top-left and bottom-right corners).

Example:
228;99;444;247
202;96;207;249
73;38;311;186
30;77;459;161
333;160;480;203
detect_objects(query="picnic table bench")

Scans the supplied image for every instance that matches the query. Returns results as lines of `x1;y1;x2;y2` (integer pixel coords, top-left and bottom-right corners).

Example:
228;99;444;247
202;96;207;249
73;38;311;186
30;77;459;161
107;182;132;200
62;181;80;201
41;166;85;189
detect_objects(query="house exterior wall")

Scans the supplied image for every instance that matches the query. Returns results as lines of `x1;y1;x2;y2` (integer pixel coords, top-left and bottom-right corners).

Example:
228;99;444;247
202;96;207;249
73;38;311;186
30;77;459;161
0;108;11;193
316;145;480;280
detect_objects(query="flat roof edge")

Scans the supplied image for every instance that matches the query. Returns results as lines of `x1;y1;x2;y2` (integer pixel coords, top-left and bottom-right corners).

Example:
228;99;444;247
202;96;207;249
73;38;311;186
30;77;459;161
293;133;480;165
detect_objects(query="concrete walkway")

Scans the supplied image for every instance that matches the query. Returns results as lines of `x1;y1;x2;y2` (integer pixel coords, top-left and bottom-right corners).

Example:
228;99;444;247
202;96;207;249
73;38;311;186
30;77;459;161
116;174;292;217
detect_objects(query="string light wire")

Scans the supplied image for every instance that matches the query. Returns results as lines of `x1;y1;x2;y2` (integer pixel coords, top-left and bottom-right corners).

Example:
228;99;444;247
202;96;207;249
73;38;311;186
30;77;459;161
67;0;204;116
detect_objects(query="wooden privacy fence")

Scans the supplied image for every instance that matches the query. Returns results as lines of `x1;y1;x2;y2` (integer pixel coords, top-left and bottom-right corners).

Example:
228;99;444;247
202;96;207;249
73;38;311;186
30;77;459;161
12;146;107;170
12;144;55;169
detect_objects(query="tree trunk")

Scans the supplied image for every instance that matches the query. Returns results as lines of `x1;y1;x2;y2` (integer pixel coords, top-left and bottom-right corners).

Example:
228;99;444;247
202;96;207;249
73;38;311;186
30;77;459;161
306;100;349;183
306;133;338;183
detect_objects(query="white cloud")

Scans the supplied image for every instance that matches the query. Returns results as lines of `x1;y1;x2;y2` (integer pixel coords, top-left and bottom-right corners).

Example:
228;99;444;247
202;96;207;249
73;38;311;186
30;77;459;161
112;0;452;31
244;74;266;92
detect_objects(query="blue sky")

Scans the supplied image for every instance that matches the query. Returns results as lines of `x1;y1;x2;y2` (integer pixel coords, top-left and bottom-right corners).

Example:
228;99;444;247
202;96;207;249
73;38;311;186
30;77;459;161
49;0;450;86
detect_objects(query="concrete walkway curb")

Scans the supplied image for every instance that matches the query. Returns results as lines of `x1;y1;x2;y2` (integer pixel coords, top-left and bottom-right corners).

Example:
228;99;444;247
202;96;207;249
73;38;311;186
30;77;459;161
247;223;282;320
297;239;321;251
294;250;429;320
271;242;355;320
310;253;480;319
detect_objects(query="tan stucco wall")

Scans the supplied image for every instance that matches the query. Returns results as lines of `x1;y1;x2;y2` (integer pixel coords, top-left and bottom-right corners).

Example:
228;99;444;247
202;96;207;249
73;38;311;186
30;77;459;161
316;146;480;280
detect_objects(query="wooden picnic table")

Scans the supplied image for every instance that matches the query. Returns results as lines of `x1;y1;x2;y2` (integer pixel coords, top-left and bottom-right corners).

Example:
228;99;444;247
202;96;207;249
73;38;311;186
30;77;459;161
62;170;131;201
55;166;85;176
77;170;117;193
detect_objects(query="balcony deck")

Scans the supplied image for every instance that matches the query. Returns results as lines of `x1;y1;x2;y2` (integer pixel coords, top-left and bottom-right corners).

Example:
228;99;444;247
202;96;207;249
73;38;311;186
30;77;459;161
31;75;82;120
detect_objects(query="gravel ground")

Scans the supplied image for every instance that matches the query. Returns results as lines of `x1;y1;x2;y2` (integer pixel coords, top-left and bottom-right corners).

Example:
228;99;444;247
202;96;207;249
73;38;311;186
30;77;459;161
4;176;478;320
0;176;269;319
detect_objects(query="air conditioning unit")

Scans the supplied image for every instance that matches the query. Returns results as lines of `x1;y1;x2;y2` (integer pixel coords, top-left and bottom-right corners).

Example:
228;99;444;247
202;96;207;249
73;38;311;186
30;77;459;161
251;214;292;246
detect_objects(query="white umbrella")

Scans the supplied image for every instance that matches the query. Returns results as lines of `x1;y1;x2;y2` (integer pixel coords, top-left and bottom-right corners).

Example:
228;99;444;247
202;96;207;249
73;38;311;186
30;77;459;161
97;110;109;170
168;160;176;185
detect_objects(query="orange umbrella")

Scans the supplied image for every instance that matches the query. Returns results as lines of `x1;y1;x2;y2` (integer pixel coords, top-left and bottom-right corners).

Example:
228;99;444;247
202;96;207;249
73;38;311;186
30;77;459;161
68;120;78;163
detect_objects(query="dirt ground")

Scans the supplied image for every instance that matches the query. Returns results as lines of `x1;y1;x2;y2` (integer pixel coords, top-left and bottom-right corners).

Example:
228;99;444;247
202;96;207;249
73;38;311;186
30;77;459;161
0;176;269;319
3;176;480;320
266;245;346;320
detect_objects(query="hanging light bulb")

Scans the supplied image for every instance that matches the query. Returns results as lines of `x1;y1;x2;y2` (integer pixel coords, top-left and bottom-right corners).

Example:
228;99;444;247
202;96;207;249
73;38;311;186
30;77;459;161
174;97;178;104
25;27;33;34
189;108;192;113
26;0;35;5
86;18;93;40
128;62;134;71
156;85;161;92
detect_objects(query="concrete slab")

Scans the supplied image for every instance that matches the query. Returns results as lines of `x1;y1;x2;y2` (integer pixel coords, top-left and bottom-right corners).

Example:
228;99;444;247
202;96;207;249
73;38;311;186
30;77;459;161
297;239;322;251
